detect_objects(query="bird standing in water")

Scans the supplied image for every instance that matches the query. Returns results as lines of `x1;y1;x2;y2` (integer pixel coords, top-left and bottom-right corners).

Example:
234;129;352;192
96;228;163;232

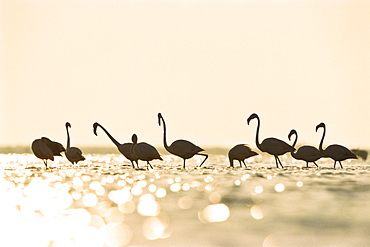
228;144;258;168
130;134;162;169
247;113;295;168
288;129;321;168
65;122;85;165
158;113;208;169
32;137;65;168
93;122;137;168
316;122;357;169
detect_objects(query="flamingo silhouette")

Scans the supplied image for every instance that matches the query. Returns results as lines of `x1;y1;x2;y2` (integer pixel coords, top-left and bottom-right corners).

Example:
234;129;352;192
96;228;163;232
130;134;162;169
316;122;357;169
65;122;85;165
31;137;65;168
228;144;258;168
93;122;137;168
158;113;208;169
288;129;321;168
247;113;295;168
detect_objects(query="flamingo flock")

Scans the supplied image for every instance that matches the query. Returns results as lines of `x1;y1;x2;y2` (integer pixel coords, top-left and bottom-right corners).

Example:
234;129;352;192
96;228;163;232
32;113;358;169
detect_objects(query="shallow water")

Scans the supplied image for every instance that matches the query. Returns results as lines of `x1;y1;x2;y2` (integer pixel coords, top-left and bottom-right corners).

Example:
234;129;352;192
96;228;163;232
0;153;369;247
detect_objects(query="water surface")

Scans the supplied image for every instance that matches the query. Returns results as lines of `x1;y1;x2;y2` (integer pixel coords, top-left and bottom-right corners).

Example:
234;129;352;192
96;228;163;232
0;153;369;247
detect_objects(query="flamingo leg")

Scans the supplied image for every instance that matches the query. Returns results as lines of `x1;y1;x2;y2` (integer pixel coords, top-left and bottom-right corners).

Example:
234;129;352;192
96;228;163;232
306;162;309;168
333;161;337;169
274;156;279;168
130;161;136;169
229;159;234;168
147;161;153;170
278;158;285;168
183;159;186;169
241;160;247;168
313;161;319;167
135;161;140;169
238;160;242;168
198;154;209;167
43;160;48;168
275;156;284;168
338;161;343;169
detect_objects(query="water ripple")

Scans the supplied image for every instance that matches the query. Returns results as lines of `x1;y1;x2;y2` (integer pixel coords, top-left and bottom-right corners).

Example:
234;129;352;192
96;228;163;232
0;154;369;246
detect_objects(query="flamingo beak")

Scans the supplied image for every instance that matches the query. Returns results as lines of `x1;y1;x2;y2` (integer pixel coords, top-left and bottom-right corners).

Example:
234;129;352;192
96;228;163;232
93;123;98;136
158;113;162;126
315;122;325;132
247;117;252;125
247;113;257;125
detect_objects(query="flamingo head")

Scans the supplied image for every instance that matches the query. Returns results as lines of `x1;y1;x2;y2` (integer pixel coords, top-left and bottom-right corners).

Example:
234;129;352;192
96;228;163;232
66;122;71;128
288;129;297;141
41;137;52;143
247;113;258;125
315;122;325;132
158;113;163;126
131;134;138;144
93;122;99;136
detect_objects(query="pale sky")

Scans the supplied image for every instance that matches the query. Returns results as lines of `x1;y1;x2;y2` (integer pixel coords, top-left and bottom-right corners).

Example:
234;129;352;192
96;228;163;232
1;0;369;150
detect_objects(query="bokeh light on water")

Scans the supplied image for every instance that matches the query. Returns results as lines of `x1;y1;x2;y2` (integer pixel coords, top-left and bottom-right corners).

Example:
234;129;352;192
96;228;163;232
199;203;230;223
0;153;369;246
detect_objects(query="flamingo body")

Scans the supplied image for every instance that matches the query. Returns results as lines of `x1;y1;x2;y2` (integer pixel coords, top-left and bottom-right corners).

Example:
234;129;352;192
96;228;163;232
228;144;258;168
168;139;204;159
131;134;162;169
293;146;322;163
247;113;294;168
259;138;295;156
158;113;208;169
66;147;85;165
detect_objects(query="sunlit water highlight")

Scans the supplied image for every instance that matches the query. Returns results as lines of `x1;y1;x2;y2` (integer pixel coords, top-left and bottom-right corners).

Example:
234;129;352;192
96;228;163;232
0;153;369;246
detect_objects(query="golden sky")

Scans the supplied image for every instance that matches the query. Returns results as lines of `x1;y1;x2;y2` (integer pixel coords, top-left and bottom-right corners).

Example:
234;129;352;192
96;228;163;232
1;0;369;149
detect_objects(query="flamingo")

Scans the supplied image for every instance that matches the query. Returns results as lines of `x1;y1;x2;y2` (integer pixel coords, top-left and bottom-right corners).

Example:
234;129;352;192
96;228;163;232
247;113;295;168
228;144;258;168
288;129;321;168
93;122;137;168
130;134;162;169
40;137;65;156
158;113;208;169
31;137;65;168
316;122;357;169
65;122;85;165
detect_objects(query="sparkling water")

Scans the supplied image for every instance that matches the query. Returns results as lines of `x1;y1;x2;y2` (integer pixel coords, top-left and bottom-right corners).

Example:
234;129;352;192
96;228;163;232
0;153;369;246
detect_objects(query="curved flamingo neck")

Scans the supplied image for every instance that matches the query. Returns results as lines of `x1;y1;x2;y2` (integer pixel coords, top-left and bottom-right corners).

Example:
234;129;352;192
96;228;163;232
291;131;298;148
130;137;137;157
97;124;121;148
318;125;326;152
159;116;170;151
254;116;261;149
66;125;71;150
290;131;298;158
